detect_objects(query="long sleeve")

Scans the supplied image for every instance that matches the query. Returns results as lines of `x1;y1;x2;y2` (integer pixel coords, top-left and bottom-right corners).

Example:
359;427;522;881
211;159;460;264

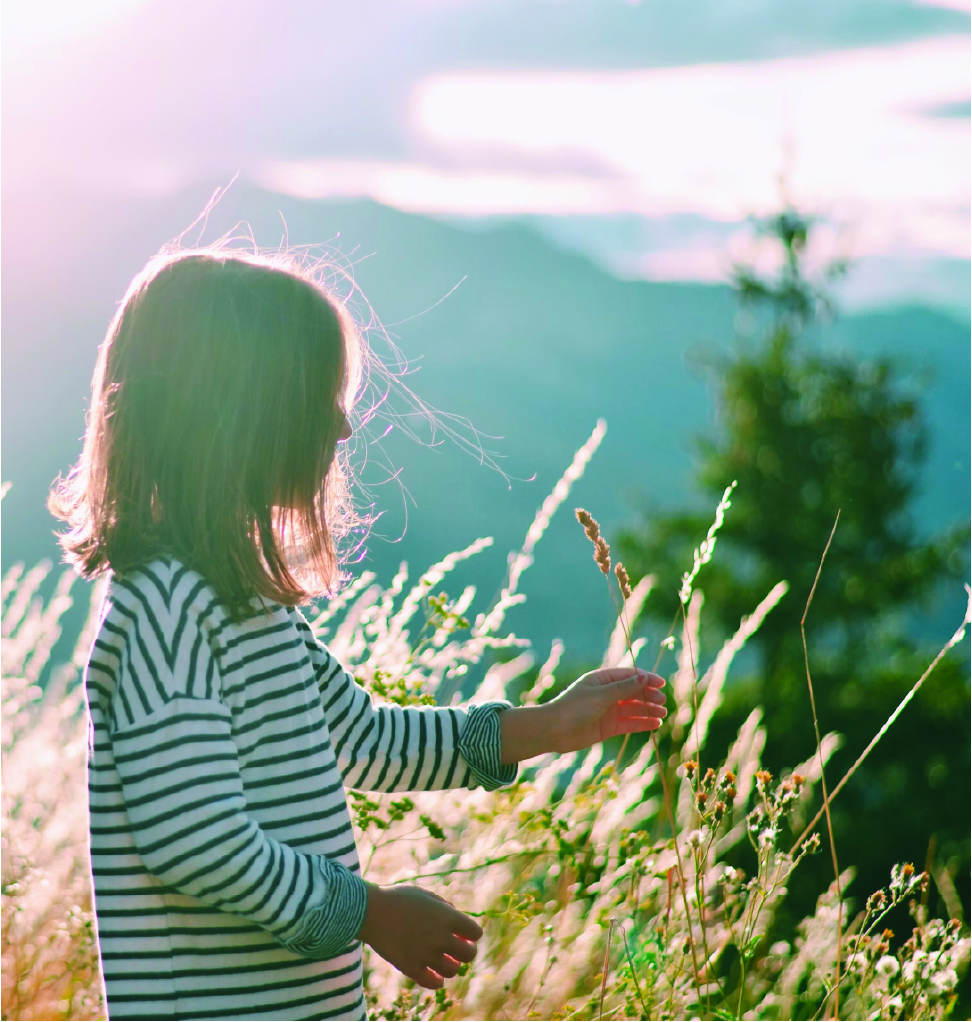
104;575;368;961
293;610;518;793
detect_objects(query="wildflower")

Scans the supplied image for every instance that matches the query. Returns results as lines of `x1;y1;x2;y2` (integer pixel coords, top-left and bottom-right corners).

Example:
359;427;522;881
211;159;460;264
755;769;773;788
758;827;777;851
702;767;716;789
866;890;887;913
791;773;805;787
720;770;736;789
712;800;726;822
695;791;708;812
718;865;737;886
614;562;632;599
724;784;737;800
930;969;958;996
802;833;821;854
683;759;698;779
846;952;868;974
891;862;921;897
876;956;899;980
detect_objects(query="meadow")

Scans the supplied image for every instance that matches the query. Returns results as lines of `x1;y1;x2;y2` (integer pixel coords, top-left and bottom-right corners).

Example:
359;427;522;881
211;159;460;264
1;429;969;1021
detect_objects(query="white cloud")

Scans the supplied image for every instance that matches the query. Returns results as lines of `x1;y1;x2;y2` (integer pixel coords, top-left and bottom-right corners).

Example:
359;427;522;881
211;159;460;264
411;34;969;238
258;34;969;284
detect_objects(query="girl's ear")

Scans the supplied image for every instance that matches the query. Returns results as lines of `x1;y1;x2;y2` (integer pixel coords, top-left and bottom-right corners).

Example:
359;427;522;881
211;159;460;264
338;412;352;443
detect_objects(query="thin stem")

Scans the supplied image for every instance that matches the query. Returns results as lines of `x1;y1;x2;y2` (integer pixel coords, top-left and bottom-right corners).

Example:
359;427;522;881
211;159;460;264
680;599;713;1015
599;918;615;1021
790;588;971;855
652;731;704;1009
801;512;843;1021
392;849;550;883
605;572;703;1009
614;918;651;1020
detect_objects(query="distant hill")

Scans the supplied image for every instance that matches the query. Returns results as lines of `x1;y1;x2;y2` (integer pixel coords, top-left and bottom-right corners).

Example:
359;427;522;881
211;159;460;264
2;184;968;659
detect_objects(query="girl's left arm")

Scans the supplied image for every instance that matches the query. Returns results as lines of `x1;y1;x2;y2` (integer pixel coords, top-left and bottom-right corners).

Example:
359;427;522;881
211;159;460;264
296;612;514;793
295;613;666;793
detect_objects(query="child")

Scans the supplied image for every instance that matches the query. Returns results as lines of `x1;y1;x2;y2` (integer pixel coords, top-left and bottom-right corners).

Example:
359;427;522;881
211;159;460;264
50;249;667;1022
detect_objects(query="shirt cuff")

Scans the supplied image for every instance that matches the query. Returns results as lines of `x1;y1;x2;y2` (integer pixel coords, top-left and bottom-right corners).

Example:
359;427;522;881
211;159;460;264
459;701;519;791
279;858;369;960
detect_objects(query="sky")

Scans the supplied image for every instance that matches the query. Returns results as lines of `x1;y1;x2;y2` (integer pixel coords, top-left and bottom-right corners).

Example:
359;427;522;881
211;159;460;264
3;0;970;308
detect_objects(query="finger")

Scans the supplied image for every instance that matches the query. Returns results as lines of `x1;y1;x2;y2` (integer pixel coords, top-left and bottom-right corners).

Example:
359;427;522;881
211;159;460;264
602;674;665;704
615;717;664;734
593;667;664;685
449;910;484;942
444;934;478;963
432;953;461;979
618;701;667;719
619;687;666;706
414;966;445;990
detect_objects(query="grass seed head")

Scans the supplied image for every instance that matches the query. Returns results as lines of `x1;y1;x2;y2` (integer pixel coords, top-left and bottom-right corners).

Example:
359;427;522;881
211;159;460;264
574;507;600;542
594;536;611;574
614;562;632;599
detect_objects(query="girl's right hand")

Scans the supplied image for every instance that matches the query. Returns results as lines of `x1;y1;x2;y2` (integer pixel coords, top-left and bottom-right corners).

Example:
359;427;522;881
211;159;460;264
357;884;482;988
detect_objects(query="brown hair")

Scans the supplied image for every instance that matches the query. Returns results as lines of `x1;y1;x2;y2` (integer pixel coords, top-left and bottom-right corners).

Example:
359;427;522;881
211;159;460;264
49;248;364;617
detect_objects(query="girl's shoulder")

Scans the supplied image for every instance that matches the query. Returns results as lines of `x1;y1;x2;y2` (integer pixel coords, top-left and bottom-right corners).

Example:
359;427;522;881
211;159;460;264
104;556;301;647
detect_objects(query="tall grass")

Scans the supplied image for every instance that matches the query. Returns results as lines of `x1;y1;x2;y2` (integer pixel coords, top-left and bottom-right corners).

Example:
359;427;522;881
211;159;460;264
2;427;969;1020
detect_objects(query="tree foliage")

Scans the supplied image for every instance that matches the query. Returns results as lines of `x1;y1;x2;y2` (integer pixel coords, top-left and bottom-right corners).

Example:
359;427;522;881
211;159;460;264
617;208;970;935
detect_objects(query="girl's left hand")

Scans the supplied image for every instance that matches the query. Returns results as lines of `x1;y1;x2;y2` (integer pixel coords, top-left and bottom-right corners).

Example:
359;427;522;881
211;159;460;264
549;667;667;753
499;669;666;764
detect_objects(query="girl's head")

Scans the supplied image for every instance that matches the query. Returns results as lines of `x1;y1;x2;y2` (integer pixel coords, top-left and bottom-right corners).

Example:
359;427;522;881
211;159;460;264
50;248;364;615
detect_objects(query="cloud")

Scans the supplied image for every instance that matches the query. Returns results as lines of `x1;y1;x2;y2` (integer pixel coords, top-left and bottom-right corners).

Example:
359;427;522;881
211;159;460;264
259;35;969;264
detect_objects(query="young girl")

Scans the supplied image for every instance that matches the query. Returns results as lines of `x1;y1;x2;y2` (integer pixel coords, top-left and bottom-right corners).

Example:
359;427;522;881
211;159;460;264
51;248;667;1022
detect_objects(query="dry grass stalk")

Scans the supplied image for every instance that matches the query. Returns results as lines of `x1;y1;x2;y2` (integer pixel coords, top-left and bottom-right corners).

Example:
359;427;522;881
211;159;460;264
791;584;972;856
574;508;706;1009
800;513;844;1020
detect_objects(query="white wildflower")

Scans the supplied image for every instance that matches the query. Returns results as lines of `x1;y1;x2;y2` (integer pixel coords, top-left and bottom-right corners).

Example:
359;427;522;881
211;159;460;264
758;827;777;850
930;969;958;996
876;955;899;979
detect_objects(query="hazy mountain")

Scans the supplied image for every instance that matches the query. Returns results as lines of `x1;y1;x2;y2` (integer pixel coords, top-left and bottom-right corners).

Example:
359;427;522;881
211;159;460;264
2;185;968;659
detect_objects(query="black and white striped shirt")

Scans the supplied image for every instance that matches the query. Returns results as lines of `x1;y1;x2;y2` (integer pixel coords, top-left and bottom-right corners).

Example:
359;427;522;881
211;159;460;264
85;558;514;1021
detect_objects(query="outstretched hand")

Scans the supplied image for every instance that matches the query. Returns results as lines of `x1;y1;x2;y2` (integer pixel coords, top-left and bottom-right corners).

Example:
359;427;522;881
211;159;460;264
550;667;667;752
499;668;667;764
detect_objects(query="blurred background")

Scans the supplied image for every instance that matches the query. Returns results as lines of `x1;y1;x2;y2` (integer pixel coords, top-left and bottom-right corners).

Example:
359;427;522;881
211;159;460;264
2;0;970;954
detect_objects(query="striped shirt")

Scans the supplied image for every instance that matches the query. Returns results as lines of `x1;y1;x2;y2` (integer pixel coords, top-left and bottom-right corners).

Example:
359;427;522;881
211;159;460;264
85;558;515;1021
